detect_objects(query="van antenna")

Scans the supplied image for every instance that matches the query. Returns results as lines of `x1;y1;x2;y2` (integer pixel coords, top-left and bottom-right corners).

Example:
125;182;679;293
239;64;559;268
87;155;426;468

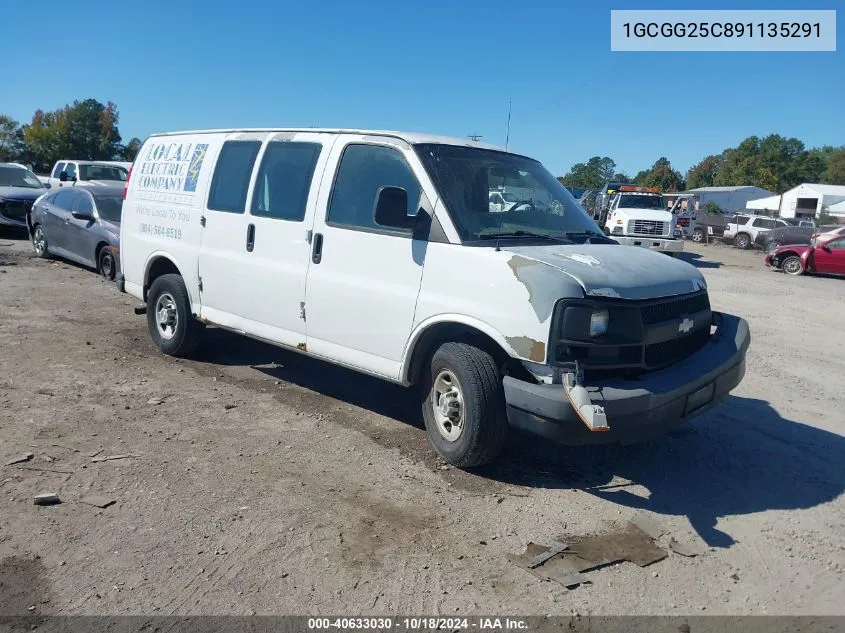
505;101;512;151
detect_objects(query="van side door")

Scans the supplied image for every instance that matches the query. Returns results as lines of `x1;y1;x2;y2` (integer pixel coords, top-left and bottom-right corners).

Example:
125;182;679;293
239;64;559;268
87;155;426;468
197;135;264;331
239;132;335;347
303;138;431;380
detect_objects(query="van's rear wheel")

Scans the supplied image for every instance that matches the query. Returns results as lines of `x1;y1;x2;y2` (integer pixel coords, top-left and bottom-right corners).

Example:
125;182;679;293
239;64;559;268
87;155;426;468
146;274;202;357
421;342;508;468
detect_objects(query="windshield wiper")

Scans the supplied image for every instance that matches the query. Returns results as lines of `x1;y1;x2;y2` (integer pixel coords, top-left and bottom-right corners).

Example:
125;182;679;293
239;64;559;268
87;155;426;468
478;230;570;243
562;231;616;243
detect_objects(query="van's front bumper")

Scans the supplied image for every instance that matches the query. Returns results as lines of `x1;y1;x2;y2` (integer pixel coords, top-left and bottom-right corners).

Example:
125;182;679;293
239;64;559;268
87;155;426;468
503;312;750;445
611;236;684;253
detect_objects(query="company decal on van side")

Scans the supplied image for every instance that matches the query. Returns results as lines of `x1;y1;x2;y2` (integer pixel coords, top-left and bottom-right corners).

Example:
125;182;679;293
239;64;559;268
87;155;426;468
135;142;209;203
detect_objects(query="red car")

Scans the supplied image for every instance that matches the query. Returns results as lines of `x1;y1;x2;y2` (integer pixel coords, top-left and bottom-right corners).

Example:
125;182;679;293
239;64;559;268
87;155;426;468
765;235;845;276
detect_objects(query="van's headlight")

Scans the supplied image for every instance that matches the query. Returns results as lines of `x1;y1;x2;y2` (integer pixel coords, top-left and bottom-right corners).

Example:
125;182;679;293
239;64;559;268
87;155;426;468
589;309;609;337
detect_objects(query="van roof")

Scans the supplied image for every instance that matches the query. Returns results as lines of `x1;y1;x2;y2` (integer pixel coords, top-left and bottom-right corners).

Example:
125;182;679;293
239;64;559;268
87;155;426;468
147;128;518;154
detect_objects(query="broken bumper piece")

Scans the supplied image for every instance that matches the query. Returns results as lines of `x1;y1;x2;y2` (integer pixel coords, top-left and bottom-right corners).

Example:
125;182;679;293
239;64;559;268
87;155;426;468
503;312;750;445
612;236;684;253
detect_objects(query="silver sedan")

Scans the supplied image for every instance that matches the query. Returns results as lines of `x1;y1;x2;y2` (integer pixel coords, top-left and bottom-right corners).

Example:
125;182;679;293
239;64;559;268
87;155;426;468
27;185;123;280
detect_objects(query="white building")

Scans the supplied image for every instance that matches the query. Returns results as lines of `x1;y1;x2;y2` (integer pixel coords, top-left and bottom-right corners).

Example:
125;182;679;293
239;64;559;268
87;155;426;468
678;186;775;213
746;183;845;219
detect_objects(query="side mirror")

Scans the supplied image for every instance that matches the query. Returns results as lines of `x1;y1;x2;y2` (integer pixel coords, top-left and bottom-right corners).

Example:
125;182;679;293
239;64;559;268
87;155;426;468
71;210;94;221
59;171;68;182
822;244;832;253
374;186;418;230
44;182;52;189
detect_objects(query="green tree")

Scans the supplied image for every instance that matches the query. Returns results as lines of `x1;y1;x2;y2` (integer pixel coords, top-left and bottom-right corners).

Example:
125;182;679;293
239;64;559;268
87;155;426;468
559;156;618;190
118;137;142;162
713;134;824;192
633;157;685;192
0;115;27;163
820;148;845;185
686;154;724;189
22;99;124;172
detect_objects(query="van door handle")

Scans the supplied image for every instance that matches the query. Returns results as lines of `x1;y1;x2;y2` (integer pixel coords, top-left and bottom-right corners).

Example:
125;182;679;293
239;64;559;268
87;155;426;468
246;223;255;252
312;232;323;264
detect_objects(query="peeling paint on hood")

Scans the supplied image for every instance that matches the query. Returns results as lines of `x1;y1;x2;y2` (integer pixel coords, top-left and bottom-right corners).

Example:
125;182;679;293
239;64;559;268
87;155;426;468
504;244;706;302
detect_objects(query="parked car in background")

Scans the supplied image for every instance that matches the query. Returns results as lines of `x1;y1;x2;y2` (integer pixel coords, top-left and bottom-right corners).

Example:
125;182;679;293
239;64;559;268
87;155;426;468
782;218;816;229
27;185;123;279
0;163;49;230
755;225;816;252
765;235;845;276
690;212;730;242
46;160;128;188
724;214;791;249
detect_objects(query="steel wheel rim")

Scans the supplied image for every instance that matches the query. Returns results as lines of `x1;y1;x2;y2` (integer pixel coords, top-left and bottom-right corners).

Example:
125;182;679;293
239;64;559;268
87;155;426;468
101;252;114;277
155;292;178;340
783;258;802;275
431;369;464;442
33;227;45;255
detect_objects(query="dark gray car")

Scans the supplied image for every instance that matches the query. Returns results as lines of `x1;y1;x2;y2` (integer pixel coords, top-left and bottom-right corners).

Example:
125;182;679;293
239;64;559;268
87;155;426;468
0;163;49;230
27;185;123;279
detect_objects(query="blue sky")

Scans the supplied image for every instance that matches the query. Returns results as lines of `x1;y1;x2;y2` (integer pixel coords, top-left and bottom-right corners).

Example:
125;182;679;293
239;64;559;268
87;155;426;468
2;0;843;177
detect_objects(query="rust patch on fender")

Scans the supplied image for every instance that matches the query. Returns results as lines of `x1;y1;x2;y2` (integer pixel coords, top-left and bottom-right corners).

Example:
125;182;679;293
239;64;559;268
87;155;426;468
506;336;546;363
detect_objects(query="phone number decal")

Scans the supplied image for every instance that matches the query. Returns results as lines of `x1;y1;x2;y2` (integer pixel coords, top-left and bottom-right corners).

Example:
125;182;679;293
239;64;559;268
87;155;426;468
139;222;183;240
611;10;836;51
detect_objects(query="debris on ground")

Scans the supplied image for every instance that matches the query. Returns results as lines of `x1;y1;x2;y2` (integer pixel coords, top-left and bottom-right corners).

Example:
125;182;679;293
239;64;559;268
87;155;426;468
80;495;116;509
34;493;61;506
91;454;137;463
89;448;104;458
147;398;164;405
629;511;666;540
510;521;668;589
5;452;34;466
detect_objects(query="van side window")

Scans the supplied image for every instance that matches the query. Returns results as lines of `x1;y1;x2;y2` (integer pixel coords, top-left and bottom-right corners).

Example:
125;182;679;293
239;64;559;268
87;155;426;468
208;141;261;213
52;162;66;178
251;142;322;222
327;144;421;233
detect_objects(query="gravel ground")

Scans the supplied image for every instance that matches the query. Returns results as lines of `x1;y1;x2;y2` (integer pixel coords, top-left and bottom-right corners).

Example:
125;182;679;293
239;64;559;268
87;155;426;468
1;231;843;616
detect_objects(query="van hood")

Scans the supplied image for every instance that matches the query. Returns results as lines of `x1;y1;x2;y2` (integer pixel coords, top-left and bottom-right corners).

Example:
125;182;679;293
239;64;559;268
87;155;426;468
503;243;706;300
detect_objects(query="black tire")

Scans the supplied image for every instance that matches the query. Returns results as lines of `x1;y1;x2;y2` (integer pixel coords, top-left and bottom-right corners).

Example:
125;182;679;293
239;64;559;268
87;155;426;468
97;247;116;280
692;228;704;243
781;255;804;276
146;274;203;357
31;224;49;258
421;342;508;468
734;233;751;249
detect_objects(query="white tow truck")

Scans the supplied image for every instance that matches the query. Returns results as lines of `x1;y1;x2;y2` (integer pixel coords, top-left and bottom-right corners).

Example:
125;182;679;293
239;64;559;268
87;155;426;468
595;183;684;255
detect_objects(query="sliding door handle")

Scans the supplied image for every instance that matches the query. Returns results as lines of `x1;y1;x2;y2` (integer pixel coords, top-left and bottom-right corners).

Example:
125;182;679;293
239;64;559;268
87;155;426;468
246;223;255;252
312;233;323;264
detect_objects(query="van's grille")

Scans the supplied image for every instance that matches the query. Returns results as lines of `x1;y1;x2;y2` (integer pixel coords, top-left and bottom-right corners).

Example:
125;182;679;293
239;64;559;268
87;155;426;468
627;220;668;236
644;328;710;369
641;292;711;325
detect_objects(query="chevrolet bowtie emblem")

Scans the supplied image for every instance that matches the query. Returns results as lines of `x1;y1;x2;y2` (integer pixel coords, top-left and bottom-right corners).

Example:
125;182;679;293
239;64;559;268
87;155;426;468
679;317;694;334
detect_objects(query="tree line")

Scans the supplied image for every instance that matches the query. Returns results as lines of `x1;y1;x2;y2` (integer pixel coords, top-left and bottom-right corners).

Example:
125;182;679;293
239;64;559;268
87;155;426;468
0;99;142;174
558;134;845;193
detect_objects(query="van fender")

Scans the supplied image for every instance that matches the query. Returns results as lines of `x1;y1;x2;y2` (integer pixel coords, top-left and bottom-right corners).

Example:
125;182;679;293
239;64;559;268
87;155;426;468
142;251;196;310
400;314;524;384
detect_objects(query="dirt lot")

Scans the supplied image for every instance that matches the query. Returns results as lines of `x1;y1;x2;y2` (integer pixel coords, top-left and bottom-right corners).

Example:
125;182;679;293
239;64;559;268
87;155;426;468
1;232;843;616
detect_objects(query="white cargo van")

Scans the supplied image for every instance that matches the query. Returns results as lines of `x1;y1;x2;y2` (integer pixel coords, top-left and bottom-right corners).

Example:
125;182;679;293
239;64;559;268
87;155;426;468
118;129;750;467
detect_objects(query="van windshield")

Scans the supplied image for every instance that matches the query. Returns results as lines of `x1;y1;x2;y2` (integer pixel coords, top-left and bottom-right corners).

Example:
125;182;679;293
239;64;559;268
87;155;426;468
414;144;604;242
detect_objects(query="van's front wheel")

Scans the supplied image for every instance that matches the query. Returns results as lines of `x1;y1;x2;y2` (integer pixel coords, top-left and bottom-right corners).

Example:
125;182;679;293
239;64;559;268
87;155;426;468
421;342;508;468
146;274;203;357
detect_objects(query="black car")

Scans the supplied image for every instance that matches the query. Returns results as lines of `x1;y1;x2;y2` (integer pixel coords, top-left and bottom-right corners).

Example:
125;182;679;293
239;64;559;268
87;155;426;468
755;225;815;252
0;163;49;230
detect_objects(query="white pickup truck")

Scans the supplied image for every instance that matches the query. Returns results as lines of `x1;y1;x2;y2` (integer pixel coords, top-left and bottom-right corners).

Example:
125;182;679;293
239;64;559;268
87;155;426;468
46;160;129;188
600;185;683;255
